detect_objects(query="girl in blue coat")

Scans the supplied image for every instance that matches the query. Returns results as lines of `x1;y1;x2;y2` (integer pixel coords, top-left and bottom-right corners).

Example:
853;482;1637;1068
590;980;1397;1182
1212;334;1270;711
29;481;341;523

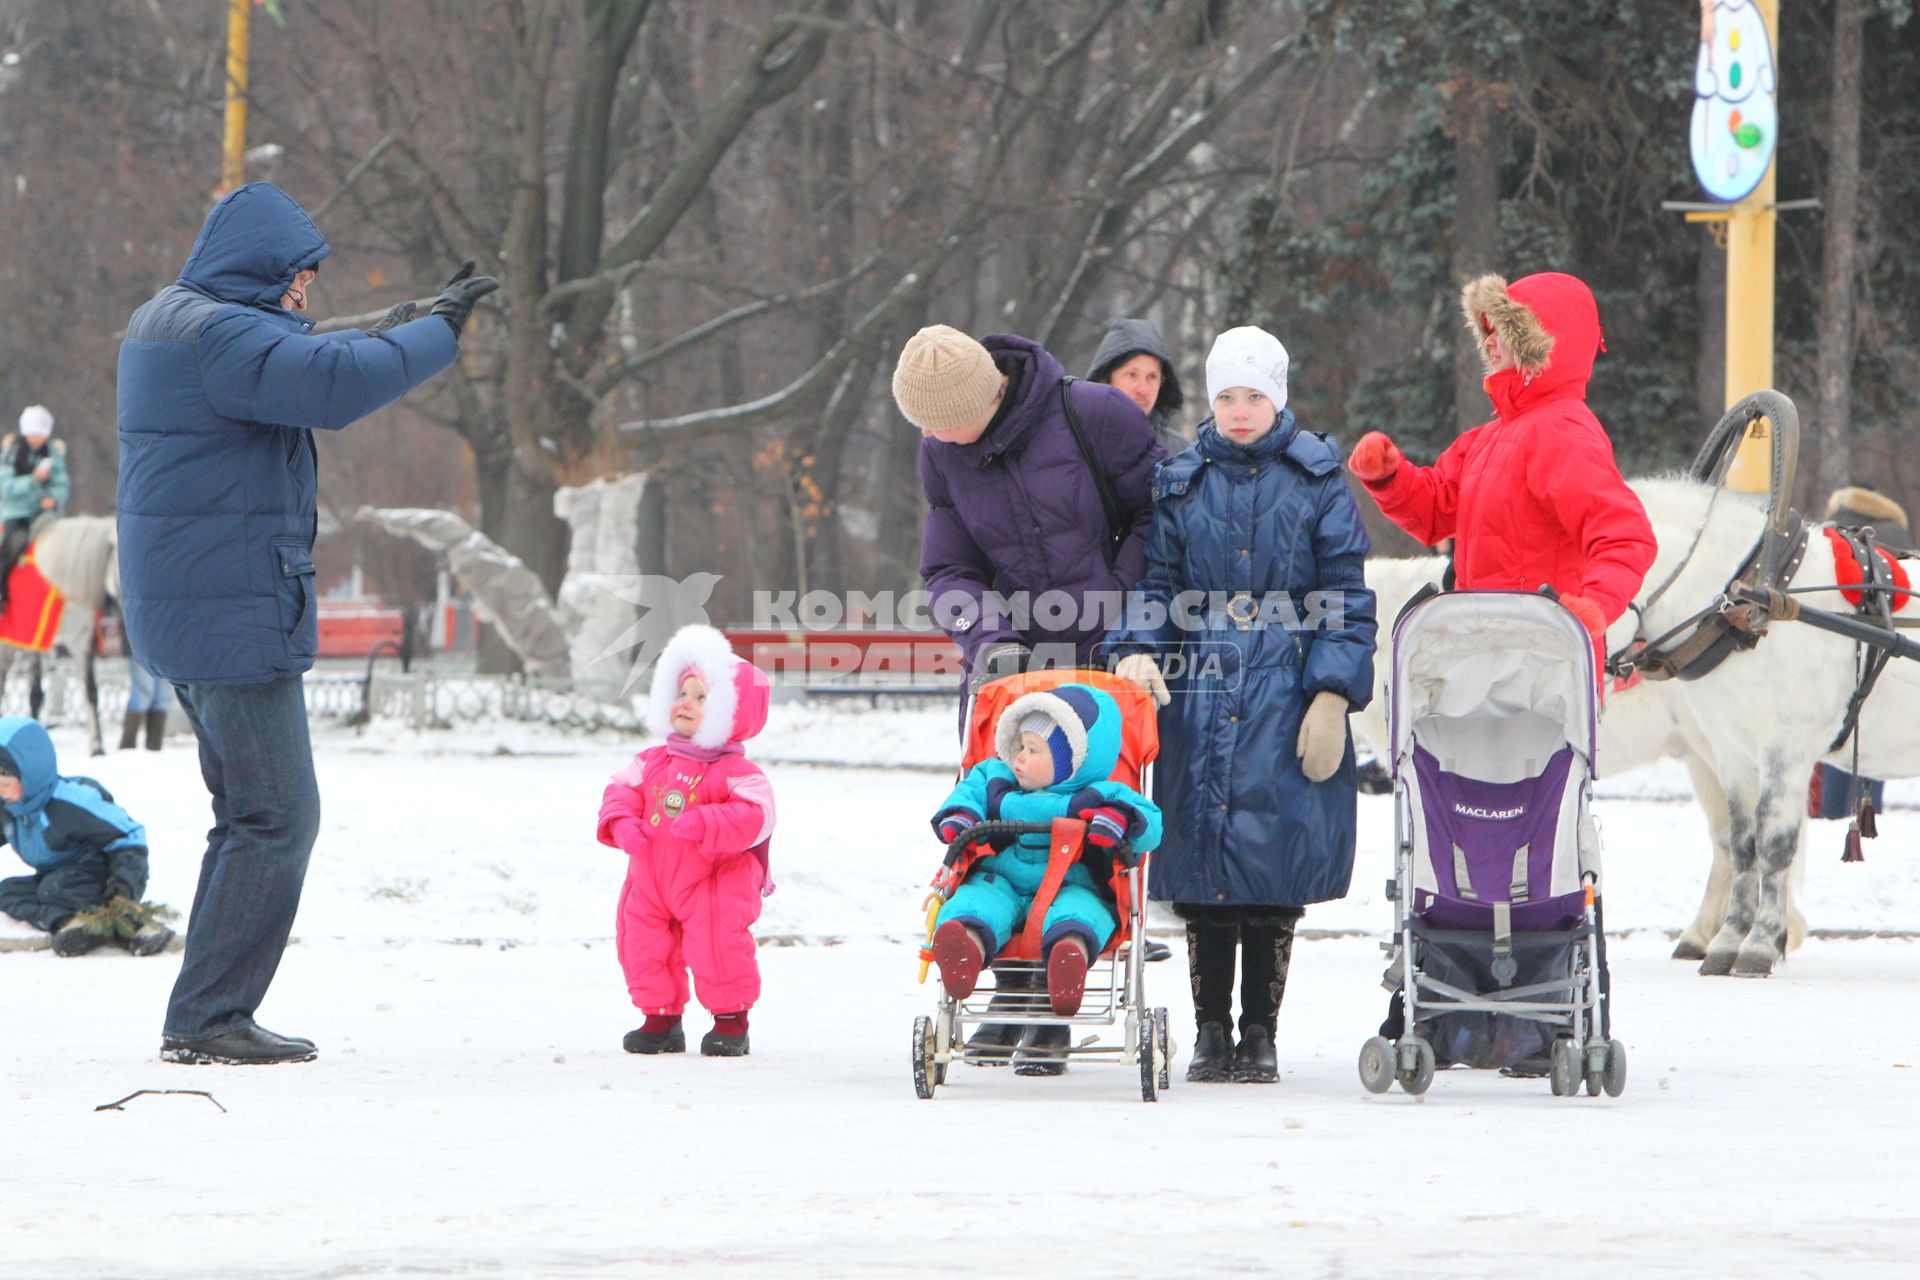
929;683;1162;1022
1111;327;1377;1084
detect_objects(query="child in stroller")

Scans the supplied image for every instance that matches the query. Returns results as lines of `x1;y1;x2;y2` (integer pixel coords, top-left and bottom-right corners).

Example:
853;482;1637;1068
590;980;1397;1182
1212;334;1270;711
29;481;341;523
927;680;1163;1023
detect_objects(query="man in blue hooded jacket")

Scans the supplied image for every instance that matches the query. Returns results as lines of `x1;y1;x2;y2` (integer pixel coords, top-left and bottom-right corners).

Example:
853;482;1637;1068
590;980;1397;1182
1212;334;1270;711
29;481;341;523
117;182;496;1065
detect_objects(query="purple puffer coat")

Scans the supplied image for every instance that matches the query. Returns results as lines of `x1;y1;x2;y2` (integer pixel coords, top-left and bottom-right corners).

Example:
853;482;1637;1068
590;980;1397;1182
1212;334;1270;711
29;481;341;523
918;334;1164;675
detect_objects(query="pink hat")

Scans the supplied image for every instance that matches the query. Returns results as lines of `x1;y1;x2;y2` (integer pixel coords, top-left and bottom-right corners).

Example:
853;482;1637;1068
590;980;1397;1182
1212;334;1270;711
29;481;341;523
644;624;770;748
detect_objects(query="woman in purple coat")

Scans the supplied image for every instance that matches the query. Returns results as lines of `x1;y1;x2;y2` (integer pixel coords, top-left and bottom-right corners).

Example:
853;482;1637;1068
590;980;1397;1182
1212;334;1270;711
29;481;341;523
895;323;1164;1074
896;325;1164;693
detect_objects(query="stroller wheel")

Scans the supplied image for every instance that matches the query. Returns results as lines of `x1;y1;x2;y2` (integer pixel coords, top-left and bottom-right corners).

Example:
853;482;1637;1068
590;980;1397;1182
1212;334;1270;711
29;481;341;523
1358;1036;1395;1094
912;1016;939;1100
1549;1039;1580;1097
1396;1036;1435;1096
1154;1007;1172;1092
1602;1039;1628;1097
1138;1008;1159;1103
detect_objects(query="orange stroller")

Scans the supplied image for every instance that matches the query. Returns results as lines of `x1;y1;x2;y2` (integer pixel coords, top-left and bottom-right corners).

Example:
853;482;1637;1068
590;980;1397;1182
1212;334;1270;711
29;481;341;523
911;668;1170;1100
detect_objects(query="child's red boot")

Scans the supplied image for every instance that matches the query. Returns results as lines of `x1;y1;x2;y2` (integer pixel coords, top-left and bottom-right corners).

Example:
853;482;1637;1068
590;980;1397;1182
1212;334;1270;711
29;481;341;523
623;1013;685;1054
931;920;985;1000
1047;937;1090;1016
700;1011;750;1057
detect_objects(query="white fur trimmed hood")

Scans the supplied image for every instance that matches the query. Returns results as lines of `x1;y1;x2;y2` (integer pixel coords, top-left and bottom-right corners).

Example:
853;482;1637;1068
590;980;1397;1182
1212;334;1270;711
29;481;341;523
644;624;769;748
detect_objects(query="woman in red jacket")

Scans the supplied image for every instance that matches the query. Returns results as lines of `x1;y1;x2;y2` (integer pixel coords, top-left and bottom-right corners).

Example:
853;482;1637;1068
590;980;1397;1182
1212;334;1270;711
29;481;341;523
1348;272;1655;652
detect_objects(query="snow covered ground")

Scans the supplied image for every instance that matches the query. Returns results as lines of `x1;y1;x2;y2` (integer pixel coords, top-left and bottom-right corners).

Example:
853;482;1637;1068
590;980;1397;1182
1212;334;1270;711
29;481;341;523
5;702;1920;1276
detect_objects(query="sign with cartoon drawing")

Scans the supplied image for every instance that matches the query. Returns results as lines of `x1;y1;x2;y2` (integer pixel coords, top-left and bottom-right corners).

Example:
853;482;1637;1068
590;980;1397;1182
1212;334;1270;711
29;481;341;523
1691;0;1778;203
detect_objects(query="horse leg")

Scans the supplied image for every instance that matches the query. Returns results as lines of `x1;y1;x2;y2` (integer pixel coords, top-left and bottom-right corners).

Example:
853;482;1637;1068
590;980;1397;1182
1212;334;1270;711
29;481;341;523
1674;752;1733;961
27;652;42;721
1732;763;1807;976
1698;795;1759;977
85;625;103;757
1785;819;1808;953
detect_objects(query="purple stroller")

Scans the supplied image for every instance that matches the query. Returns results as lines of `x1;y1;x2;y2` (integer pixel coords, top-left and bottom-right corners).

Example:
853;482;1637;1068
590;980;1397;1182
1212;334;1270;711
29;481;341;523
1358;591;1626;1098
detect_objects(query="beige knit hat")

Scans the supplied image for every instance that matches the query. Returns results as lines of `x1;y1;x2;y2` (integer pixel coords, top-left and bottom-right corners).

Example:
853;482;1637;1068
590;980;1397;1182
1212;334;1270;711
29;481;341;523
891;325;1003;433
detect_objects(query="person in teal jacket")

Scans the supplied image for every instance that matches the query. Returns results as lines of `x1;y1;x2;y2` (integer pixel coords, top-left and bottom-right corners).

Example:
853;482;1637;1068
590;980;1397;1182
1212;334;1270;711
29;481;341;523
928;682;1162;1040
0;405;69;613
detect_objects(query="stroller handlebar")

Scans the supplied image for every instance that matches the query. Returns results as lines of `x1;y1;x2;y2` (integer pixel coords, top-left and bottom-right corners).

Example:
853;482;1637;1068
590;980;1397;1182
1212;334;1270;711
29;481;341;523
943;819;1138;868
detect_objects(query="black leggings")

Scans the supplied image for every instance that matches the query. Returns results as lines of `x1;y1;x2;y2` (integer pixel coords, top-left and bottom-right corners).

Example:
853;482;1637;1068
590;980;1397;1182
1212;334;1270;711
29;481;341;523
1179;903;1303;1034
0;518;31;600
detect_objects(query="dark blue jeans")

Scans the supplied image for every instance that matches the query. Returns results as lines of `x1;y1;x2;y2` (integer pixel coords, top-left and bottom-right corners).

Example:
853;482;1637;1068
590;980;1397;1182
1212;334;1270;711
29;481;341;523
163;676;321;1040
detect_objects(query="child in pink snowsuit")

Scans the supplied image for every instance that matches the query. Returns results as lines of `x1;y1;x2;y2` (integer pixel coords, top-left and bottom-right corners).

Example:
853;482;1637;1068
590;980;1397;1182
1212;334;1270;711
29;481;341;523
597;625;776;1058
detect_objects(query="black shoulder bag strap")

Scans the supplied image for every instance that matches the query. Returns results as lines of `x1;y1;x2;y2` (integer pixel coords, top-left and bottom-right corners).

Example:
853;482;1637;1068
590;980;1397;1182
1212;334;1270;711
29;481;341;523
1057;376;1127;565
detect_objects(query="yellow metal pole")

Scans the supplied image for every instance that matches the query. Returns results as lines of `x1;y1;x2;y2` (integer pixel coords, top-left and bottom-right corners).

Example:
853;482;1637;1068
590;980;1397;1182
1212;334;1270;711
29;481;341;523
1724;0;1779;494
220;0;251;195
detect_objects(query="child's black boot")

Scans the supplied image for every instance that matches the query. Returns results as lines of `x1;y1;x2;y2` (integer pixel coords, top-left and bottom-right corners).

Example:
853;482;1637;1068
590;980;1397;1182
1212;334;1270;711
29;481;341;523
623;1014;685;1054
701;1011;750;1057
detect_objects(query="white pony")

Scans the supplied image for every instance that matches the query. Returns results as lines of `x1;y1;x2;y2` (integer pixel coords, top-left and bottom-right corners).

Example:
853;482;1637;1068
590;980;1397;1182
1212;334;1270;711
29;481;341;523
1360;476;1920;976
0;515;118;755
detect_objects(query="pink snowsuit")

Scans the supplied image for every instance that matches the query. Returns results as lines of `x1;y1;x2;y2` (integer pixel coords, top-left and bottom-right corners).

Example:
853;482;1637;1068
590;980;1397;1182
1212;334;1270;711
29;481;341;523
597;626;776;1017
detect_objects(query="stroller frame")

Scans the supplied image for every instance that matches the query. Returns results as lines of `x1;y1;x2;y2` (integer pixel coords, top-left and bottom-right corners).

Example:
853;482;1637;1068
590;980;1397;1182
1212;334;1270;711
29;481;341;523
911;671;1171;1102
1358;590;1627;1099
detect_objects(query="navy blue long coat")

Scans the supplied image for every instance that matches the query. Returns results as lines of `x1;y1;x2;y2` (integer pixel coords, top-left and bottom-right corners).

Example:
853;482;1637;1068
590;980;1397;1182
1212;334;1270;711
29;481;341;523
1112;414;1377;908
116;182;458;685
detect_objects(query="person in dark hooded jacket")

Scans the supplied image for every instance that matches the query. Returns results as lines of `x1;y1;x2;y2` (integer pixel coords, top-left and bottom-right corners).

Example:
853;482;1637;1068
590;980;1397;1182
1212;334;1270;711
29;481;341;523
0;717;171;958
116;182;496;1065
1087;317;1188;453
897;323;1165;1072
1111;325;1376;1086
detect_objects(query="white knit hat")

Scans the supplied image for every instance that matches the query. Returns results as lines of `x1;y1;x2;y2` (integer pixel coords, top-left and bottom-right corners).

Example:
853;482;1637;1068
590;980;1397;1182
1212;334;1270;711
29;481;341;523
1205;327;1289;412
18;405;53;439
891;326;1003;433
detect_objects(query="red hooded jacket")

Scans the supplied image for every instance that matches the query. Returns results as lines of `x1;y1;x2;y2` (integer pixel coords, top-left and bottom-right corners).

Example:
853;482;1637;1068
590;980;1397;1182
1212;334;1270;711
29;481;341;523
1363;272;1656;625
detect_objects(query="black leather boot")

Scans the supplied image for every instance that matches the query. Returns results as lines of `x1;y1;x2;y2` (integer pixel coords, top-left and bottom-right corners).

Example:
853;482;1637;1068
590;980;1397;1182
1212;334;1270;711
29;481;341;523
1012;1024;1072;1076
160;1025;318;1065
119;711;141;751
1187;1022;1235;1082
1232;1022;1279;1083
144;708;168;750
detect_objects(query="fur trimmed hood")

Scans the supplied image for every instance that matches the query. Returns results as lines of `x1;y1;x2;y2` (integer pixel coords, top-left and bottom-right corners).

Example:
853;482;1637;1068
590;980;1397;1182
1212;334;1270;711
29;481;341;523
643;624;770;749
1460;272;1603;415
1825;485;1911;536
993;683;1122;792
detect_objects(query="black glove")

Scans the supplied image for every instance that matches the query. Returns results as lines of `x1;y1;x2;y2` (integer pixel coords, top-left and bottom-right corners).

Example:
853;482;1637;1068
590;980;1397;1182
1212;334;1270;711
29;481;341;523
367;300;418;336
429;259;500;339
969;641;1030;692
103;878;134;905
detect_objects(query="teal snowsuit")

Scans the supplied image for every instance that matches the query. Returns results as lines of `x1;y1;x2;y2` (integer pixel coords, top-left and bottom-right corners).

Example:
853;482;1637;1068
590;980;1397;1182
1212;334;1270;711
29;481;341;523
932;683;1163;956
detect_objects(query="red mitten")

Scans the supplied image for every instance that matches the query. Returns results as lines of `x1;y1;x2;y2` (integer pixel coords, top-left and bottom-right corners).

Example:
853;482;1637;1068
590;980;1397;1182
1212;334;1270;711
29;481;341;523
936;813;978;845
1080;806;1130;849
1561;593;1609;641
667;807;712;850
1347;432;1404;484
609;817;650;856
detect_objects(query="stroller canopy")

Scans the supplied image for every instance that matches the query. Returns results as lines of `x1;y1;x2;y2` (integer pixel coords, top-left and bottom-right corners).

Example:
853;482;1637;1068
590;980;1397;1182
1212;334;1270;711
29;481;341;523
1390;592;1598;782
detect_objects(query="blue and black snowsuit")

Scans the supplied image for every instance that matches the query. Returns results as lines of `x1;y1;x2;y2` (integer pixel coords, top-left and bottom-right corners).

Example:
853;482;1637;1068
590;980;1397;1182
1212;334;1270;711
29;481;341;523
0;718;151;932
932;683;1163;957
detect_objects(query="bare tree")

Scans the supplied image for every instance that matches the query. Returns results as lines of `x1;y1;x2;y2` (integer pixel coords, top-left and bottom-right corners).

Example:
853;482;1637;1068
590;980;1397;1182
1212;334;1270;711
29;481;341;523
1814;0;1866;499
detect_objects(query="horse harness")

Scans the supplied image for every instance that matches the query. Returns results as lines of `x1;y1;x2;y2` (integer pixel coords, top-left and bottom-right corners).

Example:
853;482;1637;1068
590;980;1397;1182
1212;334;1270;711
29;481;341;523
1606;507;1810;686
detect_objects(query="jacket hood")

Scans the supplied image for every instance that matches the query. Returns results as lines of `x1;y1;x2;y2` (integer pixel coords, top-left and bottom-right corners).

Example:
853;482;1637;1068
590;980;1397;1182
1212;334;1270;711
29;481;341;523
0;716;58;816
644;624;770;749
994;683;1123;793
178;182;331;309
1462;272;1602;417
1086;318;1185;417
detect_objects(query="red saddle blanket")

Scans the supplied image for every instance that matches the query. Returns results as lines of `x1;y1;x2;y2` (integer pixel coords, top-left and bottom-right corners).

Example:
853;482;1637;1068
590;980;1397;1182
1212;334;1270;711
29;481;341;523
0;546;66;652
1825;527;1911;613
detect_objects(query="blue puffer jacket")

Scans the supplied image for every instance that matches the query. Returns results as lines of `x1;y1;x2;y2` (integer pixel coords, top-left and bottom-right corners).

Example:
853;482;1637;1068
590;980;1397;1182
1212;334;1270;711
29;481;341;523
1110;413;1377;907
116;182;459;685
0;718;150;896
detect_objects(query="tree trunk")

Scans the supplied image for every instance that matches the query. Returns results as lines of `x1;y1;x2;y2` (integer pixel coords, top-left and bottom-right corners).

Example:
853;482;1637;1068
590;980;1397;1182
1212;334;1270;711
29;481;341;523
1814;0;1866;500
1450;80;1504;430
